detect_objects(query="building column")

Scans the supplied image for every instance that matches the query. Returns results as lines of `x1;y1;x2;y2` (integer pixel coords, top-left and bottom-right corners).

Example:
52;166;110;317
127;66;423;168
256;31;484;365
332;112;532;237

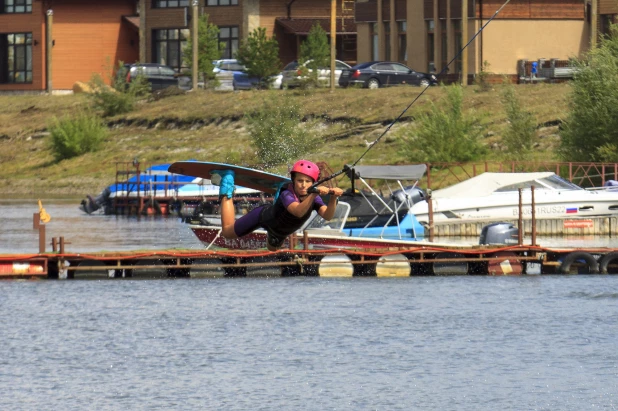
243;0;260;39
378;0;385;60
407;0;426;72
433;0;440;73
390;0;397;61
591;0;598;48
446;0;453;72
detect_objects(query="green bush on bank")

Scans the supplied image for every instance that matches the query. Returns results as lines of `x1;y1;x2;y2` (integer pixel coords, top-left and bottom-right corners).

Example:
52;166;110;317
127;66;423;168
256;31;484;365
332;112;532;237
400;84;487;163
88;62;151;117
501;85;537;160
48;111;107;161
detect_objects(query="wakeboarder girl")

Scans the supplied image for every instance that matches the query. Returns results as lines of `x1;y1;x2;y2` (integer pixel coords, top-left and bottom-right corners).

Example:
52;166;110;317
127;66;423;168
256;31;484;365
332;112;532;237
211;160;343;251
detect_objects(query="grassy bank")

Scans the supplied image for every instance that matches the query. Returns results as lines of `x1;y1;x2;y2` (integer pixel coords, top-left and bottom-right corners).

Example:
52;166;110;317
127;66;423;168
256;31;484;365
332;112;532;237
0;83;571;196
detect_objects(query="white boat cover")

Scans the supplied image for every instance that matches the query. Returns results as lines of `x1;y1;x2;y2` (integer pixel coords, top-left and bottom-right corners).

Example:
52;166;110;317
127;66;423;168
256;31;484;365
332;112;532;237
350;164;427;180
432;172;556;198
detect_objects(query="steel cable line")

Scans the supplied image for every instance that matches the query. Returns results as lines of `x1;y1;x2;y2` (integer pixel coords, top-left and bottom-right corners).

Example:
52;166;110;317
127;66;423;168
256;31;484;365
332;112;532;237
310;0;513;190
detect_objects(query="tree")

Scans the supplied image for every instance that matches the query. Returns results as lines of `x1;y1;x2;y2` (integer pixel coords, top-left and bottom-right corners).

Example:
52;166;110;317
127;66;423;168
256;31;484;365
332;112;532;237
182;14;224;86
559;24;618;162
400;85;487;163
299;23;330;87
235;27;281;89
501;85;536;160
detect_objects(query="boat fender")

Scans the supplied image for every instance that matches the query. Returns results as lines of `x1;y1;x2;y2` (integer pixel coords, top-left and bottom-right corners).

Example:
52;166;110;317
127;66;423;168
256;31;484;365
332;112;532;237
598;252;618;274
558;251;599;274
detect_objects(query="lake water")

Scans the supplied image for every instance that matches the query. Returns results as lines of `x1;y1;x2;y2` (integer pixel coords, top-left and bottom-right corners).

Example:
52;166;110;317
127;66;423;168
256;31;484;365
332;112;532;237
1;200;618;409
2;199;618;254
1;276;618;410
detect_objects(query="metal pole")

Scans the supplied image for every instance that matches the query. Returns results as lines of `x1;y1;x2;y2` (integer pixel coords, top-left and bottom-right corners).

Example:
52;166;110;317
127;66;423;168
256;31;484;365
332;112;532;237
461;0;468;86
192;0;199;90
531;186;537;246
330;0;336;92
518;188;523;245
46;10;53;93
428;194;434;242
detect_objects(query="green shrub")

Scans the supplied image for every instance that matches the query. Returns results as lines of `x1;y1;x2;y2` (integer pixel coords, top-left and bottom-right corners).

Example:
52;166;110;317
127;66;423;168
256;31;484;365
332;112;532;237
245;97;317;167
400;84;487;163
559;24;618;162
501;85;536;159
48;112;107;161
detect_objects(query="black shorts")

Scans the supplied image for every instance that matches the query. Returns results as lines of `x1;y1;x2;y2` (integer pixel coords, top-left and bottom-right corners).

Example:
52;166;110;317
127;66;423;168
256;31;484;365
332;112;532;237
267;232;287;249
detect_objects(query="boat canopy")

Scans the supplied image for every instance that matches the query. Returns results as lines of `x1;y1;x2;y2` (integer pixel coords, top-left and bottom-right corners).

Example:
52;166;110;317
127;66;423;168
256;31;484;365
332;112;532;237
432;172;556;198
349;164;427;180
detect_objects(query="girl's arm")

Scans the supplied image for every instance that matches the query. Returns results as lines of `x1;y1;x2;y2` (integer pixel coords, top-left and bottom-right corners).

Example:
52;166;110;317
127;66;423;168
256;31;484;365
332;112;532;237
287;192;321;218
318;187;343;220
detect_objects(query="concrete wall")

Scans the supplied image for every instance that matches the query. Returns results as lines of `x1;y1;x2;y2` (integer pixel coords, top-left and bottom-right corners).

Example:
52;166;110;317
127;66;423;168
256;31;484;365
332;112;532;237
480;20;589;74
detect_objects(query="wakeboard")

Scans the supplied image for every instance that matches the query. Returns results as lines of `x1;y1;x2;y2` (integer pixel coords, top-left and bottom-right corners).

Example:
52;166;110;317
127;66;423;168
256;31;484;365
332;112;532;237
168;161;291;194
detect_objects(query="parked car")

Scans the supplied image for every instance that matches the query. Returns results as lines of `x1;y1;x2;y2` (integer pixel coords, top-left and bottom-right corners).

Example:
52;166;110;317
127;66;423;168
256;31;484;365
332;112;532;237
213;59;280;90
124;63;180;91
280;59;352;89
339;61;438;89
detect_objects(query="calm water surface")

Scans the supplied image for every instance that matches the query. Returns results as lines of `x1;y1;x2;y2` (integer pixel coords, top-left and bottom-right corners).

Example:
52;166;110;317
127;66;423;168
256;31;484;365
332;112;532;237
1;200;618;409
1;277;618;410
2;199;618;253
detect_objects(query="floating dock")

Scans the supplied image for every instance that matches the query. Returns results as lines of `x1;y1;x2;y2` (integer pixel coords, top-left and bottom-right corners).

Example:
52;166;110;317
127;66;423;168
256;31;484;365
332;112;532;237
2;243;618;280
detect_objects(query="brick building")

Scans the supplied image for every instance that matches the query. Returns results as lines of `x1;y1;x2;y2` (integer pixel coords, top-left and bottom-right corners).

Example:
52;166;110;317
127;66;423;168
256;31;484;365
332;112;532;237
354;0;618;80
2;0;616;92
0;0;139;93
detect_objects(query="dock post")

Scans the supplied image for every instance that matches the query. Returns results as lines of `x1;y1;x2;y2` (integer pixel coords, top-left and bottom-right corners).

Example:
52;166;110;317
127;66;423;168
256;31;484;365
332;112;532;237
52;237;58;252
33;212;46;253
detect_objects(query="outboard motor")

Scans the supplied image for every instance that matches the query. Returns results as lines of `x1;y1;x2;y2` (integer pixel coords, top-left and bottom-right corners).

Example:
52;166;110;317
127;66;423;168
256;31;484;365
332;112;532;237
392;186;426;205
479;222;519;245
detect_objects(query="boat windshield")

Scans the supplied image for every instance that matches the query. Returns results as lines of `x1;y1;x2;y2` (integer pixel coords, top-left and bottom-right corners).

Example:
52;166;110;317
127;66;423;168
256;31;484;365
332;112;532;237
300;202;351;232
495;175;582;192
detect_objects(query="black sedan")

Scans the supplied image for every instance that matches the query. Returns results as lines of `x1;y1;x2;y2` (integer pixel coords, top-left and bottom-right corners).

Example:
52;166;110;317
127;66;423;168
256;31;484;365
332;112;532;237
339;61;438;89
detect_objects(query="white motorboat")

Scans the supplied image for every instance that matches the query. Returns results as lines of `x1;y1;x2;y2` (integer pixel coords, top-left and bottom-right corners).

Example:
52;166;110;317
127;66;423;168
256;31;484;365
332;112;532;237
409;172;618;223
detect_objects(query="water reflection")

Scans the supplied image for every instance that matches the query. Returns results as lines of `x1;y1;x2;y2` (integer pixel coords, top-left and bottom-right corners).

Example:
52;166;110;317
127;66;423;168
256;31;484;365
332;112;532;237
1;199;617;254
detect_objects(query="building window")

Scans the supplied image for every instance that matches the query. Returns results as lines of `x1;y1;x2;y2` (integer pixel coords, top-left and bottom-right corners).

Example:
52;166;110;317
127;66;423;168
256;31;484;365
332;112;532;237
371;23;378;61
398;21;407;62
0;33;32;83
453;20;462;73
153;0;189;7
153;28;190;72
207;0;238;5
426;20;434;73
219;26;238;59
1;0;32;13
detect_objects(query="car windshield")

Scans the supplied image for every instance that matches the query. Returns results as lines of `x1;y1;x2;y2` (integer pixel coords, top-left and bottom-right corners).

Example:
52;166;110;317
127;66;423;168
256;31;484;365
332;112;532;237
283;62;299;70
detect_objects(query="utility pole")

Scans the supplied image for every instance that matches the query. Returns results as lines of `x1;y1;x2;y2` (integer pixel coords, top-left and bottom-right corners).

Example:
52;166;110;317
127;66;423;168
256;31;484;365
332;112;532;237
192;0;199;90
330;0;336;92
46;9;53;93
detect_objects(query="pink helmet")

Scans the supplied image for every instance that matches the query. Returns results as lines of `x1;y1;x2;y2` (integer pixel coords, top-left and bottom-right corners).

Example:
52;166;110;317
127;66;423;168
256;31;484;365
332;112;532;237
291;160;320;182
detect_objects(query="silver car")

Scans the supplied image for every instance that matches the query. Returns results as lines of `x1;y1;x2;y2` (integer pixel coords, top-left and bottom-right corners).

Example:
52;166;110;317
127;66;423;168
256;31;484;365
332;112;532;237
280;59;351;89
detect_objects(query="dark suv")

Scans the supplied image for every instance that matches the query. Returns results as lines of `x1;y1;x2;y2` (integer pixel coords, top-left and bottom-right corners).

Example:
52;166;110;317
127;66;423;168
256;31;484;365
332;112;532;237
122;63;179;91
